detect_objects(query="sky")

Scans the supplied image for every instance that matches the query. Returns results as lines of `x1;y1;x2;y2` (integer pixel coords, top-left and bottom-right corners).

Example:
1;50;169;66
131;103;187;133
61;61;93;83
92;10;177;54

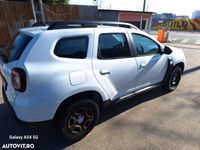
69;0;200;17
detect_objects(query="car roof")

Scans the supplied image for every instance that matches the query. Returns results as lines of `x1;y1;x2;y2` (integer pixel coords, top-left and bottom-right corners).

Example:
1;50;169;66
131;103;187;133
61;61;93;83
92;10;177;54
19;23;153;40
20;21;140;36
20;25;135;36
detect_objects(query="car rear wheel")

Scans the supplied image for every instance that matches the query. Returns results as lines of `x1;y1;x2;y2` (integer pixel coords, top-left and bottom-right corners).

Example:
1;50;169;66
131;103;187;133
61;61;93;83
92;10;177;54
163;66;182;92
56;99;100;142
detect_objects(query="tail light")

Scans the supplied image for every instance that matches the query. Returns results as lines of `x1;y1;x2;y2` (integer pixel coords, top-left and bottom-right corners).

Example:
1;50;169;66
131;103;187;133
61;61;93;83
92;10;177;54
11;68;26;92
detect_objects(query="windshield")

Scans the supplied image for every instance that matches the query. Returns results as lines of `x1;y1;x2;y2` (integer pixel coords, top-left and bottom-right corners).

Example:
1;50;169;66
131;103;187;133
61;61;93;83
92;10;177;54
4;32;33;63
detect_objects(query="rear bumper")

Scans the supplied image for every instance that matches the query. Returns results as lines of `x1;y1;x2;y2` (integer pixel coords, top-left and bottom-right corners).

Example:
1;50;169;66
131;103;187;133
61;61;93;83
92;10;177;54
2;87;53;128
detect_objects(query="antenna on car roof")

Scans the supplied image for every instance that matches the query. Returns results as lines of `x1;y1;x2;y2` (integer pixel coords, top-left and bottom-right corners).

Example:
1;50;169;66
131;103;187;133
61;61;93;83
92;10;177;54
46;21;139;30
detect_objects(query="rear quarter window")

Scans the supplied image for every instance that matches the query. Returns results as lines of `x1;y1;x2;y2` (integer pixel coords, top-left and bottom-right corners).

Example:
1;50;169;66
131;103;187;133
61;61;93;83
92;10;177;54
54;36;88;59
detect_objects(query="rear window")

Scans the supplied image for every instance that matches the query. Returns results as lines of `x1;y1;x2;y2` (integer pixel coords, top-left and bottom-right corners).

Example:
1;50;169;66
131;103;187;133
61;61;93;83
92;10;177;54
5;32;33;62
54;36;88;59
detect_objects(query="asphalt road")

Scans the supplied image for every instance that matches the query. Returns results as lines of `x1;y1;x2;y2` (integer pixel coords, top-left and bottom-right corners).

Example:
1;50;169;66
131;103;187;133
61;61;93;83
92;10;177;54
0;45;200;150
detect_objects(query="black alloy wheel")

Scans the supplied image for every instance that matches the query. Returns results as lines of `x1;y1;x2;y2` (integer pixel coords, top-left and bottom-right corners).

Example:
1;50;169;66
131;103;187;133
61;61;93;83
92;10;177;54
169;69;181;89
163;66;182;92
68;107;94;134
56;99;100;142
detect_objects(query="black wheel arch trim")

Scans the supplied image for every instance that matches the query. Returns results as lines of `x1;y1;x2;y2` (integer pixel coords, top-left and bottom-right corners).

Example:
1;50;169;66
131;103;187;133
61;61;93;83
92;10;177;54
162;58;184;84
54;91;104;121
162;58;174;84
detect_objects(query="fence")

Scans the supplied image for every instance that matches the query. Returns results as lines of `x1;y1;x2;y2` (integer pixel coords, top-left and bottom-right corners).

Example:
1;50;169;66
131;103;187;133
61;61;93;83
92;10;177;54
0;1;98;47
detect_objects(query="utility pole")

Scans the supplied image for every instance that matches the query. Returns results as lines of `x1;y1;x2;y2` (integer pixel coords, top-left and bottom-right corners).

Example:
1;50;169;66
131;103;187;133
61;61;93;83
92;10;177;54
30;0;45;23
93;0;98;6
143;0;146;12
39;0;45;22
31;0;37;23
140;0;146;30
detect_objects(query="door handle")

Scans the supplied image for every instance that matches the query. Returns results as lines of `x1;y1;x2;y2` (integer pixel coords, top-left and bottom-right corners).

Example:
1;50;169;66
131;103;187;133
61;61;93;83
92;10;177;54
100;70;110;75
140;64;147;68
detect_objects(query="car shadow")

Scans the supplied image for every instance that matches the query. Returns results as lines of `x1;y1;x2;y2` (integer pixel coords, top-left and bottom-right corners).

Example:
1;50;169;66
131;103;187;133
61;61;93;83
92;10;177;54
183;66;200;75
99;87;167;124
0;87;167;149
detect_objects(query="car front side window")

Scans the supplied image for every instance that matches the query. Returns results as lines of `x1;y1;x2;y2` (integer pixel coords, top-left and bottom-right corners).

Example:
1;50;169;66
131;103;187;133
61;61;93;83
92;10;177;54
132;34;160;56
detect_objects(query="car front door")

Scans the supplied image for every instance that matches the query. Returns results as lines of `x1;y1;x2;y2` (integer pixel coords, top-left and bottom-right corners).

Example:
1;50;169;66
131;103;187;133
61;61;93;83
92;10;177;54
131;33;168;90
92;28;138;100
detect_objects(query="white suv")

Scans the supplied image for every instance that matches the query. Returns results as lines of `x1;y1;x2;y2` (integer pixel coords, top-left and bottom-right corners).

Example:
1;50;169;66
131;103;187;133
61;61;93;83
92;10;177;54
0;21;186;141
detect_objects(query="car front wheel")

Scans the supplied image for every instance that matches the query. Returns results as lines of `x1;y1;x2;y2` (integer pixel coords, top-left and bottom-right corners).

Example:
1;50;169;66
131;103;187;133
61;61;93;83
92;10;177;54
163;66;182;92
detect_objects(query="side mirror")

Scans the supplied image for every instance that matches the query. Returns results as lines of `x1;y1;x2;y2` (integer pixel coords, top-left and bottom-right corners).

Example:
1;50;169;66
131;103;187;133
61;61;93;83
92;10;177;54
163;46;172;54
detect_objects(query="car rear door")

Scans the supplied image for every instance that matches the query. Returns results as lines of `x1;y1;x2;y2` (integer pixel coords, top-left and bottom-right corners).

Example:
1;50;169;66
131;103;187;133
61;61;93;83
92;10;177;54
92;28;138;100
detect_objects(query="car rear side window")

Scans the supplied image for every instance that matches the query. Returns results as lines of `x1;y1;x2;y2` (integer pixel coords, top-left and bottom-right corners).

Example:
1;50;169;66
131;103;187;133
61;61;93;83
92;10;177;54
54;36;88;59
98;33;131;59
5;33;33;62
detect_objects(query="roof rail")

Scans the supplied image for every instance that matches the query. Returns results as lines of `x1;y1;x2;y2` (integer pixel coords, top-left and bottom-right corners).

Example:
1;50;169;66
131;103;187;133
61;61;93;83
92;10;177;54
46;21;139;30
32;21;53;27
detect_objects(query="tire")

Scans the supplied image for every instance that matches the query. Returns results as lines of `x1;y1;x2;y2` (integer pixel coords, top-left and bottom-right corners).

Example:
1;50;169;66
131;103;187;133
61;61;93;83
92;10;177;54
56;99;100;142
163;66;182;92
